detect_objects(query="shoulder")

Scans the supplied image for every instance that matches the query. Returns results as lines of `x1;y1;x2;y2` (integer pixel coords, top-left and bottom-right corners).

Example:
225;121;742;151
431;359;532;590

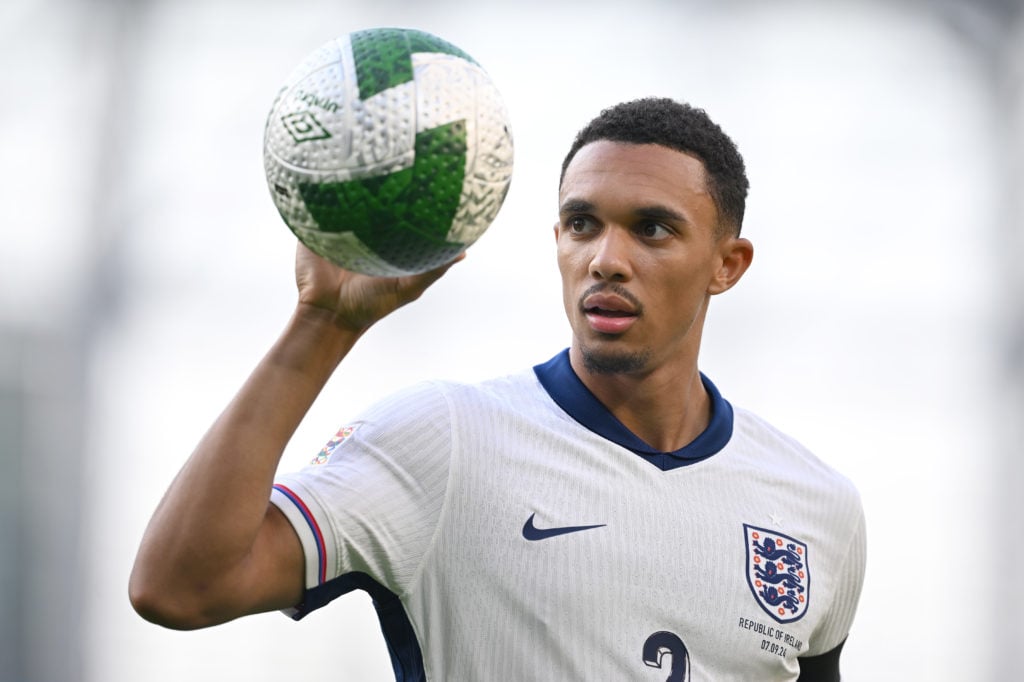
730;406;859;494
729;405;818;458
416;368;546;412
355;368;544;428
725;405;864;542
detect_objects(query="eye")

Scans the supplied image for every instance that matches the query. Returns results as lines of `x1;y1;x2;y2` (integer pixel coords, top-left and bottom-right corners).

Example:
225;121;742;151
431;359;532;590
637;221;672;240
566;215;597;235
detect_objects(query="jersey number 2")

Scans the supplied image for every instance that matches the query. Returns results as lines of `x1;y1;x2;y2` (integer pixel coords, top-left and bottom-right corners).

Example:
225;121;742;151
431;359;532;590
643;631;690;682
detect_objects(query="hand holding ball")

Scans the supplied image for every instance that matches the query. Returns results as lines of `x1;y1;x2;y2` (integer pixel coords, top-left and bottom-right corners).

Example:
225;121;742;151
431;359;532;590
263;28;514;276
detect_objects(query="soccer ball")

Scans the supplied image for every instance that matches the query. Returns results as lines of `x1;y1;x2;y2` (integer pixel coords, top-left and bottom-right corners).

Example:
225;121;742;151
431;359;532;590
263;28;514;276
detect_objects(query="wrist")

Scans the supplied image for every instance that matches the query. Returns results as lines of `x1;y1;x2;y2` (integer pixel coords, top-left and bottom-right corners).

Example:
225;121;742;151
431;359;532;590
274;304;364;374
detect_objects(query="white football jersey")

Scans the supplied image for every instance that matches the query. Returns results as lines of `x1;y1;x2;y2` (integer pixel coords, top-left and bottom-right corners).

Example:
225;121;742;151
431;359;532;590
271;350;865;680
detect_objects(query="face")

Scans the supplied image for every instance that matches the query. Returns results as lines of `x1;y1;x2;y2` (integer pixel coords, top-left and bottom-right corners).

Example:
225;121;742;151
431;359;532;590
555;140;751;378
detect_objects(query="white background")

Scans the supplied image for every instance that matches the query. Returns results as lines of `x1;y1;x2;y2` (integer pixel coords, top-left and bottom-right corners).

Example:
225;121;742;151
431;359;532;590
2;0;1021;679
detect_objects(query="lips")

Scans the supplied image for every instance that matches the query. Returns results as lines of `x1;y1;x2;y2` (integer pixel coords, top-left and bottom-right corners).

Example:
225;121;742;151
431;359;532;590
582;291;639;334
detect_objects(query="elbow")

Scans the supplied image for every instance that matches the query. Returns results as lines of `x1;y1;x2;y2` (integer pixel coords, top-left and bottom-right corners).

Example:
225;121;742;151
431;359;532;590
128;591;194;631
128;565;216;631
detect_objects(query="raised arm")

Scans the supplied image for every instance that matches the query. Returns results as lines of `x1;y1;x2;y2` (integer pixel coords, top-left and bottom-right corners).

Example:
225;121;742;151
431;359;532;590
129;243;460;629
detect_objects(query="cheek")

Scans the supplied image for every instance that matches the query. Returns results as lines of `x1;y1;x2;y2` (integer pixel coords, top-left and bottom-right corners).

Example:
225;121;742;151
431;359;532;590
557;255;575;307
556;235;595;267
555;242;582;280
556;246;586;315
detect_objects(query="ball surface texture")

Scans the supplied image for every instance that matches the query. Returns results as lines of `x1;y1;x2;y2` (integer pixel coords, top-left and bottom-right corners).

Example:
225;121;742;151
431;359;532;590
264;28;514;275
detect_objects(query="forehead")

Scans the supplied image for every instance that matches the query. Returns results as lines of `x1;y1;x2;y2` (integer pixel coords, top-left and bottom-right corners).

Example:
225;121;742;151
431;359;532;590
559;141;714;217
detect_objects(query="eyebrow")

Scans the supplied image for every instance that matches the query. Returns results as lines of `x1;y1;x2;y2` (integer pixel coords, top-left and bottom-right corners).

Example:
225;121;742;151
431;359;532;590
559;198;595;215
559;198;688;224
633;205;687;223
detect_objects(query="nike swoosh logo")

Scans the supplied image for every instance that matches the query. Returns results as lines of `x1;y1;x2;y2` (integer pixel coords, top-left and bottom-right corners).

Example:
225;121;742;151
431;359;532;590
522;513;606;541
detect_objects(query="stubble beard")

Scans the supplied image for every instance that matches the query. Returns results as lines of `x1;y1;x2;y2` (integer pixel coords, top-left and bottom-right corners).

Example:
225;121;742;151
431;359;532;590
575;282;650;375
580;343;651;375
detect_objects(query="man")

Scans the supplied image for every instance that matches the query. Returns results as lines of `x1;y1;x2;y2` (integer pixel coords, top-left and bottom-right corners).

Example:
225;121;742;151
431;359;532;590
131;98;865;681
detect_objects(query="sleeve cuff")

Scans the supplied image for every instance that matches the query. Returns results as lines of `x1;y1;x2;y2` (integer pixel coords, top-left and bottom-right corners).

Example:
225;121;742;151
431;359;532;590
269;481;330;591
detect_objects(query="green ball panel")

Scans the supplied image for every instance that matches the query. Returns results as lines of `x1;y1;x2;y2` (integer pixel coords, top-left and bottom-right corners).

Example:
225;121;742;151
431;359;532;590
404;29;477;66
350;28;478;103
297;119;469;271
350;28;414;101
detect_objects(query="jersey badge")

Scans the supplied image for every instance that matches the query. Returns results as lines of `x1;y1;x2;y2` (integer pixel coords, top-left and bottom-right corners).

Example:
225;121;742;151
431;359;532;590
743;524;810;623
311;425;358;465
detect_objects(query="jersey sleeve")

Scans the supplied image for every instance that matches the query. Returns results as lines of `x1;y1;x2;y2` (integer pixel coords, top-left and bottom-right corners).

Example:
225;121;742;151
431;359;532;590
805;501;867;656
270;381;453;618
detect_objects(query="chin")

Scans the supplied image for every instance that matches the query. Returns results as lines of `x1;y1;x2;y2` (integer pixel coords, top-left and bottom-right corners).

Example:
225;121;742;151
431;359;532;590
580;346;651;375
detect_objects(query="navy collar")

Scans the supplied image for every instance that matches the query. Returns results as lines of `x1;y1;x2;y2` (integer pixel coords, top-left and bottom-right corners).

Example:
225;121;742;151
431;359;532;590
533;349;733;471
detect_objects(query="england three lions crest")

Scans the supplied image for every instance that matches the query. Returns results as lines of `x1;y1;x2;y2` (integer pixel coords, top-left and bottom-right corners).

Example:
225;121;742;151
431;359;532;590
743;524;810;623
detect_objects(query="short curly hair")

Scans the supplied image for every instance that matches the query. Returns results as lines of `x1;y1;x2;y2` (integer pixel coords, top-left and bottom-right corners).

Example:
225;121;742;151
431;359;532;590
560;98;748;236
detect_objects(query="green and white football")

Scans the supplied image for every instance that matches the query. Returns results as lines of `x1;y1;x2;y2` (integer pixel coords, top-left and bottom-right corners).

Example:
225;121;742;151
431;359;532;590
263;28;514;276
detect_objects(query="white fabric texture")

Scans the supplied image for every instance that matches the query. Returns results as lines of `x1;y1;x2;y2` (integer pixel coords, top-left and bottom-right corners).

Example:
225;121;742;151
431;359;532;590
271;359;865;680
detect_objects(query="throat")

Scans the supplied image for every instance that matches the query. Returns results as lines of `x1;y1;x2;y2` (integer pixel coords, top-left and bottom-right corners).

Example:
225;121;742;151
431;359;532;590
578;363;712;452
628;388;712;452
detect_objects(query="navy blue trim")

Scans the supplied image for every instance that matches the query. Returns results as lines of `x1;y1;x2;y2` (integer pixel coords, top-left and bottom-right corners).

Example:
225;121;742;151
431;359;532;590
533;349;733;470
291;572;424;681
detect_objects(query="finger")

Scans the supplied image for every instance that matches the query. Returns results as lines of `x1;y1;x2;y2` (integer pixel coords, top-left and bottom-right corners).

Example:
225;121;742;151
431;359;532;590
389;252;466;307
405;252;465;289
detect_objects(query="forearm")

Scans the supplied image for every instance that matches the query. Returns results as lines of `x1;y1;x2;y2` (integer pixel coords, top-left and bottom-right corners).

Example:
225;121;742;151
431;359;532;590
130;304;361;623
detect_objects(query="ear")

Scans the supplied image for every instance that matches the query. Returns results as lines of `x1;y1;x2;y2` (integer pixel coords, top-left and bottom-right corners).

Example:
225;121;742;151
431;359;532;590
552;221;561;241
708;237;754;295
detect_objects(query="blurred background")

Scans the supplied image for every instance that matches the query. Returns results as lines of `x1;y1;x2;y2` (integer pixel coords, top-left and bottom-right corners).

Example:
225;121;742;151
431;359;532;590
1;0;1021;679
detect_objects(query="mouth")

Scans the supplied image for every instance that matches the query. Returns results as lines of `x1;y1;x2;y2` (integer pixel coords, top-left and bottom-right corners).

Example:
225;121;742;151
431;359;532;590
584;305;636;320
581;290;640;334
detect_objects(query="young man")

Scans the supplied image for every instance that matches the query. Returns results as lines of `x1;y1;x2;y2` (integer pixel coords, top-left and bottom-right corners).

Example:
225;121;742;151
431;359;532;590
131;98;865;681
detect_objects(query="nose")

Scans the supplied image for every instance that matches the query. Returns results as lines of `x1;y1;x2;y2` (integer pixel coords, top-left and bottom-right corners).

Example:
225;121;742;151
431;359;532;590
588;227;632;282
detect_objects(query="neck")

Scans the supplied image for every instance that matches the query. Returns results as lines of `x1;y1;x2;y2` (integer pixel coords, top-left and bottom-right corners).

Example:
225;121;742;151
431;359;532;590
569;347;711;452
